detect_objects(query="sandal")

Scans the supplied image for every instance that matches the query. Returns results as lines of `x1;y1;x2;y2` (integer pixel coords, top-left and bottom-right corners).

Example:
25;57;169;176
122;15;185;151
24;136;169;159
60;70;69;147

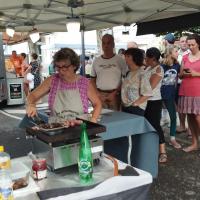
169;140;181;149
159;153;167;163
176;128;187;134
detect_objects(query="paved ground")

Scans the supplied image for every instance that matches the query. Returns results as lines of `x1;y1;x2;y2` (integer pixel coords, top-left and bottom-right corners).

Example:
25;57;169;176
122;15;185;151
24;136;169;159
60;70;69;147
150;126;200;200
0;103;200;200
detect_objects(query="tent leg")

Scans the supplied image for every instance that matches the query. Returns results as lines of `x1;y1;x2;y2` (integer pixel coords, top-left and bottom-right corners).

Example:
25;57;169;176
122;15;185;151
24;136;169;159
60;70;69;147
81;25;85;76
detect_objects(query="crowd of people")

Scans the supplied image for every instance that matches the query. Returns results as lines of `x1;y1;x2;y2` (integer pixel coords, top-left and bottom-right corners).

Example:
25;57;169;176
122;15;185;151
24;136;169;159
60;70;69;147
24;32;200;164
89;33;200;163
9;50;42;96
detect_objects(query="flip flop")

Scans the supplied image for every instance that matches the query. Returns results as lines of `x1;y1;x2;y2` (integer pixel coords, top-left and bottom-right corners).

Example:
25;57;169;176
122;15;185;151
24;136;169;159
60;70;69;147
169;140;182;149
182;146;198;153
176;128;187;133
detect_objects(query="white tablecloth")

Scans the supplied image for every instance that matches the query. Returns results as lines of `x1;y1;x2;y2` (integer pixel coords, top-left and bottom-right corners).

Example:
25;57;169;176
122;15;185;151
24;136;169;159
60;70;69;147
13;155;152;200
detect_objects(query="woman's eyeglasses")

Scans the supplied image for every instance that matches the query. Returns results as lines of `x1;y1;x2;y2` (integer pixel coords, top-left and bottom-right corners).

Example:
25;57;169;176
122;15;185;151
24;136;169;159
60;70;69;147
55;63;72;70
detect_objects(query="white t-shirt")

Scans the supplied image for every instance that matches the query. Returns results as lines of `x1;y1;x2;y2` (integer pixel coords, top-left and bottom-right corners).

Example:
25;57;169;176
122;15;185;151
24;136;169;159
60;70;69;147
177;49;190;65
91;55;127;90
121;67;153;110
26;72;34;89
85;63;92;76
144;65;164;101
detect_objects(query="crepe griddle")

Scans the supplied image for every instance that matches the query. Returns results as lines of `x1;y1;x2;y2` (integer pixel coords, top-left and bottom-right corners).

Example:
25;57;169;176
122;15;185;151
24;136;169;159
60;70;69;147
26;120;106;145
38;123;67;136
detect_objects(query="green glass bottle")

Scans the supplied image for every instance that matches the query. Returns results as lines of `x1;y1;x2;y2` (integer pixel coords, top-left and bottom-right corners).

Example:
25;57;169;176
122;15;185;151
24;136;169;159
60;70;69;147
78;123;93;183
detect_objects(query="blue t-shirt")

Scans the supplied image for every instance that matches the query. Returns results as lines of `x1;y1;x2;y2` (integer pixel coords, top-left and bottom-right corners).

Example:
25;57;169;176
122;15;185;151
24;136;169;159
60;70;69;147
161;63;180;99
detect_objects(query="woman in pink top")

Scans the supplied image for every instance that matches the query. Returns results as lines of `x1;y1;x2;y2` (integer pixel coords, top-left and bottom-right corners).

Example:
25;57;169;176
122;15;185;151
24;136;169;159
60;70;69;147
178;34;200;152
26;48;102;124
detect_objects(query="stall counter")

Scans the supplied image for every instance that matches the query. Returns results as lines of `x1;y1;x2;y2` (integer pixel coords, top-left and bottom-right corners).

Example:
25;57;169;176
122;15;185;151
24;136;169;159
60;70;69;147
13;155;152;200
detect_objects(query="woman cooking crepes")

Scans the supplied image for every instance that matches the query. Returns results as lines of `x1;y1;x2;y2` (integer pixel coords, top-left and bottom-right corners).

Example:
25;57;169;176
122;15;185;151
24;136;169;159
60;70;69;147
26;48;102;124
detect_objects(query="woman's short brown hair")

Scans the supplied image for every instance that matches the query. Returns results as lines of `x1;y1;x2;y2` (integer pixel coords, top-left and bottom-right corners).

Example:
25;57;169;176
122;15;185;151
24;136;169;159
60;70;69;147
125;48;144;66
53;48;80;72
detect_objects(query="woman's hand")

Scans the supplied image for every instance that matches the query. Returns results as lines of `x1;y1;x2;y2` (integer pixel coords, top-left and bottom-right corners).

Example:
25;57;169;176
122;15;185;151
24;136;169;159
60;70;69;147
90;117;97;123
182;71;192;78
87;81;102;124
26;104;37;118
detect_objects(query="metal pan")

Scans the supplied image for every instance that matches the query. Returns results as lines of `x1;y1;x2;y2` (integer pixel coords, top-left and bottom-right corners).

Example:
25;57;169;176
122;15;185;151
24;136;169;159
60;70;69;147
39;126;66;136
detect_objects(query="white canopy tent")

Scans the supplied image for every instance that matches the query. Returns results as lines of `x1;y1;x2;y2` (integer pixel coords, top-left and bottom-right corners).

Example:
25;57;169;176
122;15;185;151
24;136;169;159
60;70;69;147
0;0;199;33
1;0;200;74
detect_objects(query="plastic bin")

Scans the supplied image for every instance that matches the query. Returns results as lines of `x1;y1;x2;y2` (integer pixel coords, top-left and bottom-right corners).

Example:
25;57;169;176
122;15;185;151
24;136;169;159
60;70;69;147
10;161;30;190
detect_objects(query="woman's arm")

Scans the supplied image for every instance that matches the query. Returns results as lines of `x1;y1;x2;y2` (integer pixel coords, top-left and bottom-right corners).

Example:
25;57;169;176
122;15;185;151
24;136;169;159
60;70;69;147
191;70;200;77
133;74;153;106
179;61;185;79
178;56;195;79
87;80;102;123
23;65;32;76
26;76;52;117
149;66;162;89
133;96;150;106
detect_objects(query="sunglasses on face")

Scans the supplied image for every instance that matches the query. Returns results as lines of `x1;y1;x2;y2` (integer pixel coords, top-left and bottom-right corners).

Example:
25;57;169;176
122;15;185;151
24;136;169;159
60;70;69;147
55;63;72;70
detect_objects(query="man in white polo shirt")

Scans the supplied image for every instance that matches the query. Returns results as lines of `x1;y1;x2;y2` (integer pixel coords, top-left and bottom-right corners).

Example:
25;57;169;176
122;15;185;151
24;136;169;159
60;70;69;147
91;34;126;110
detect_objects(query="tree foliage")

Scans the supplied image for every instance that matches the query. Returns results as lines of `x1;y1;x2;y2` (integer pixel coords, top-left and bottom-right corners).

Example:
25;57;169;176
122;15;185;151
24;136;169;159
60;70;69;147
156;26;200;39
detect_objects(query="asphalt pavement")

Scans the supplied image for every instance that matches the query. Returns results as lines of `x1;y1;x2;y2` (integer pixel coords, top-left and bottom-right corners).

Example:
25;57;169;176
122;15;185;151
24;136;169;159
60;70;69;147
0;103;200;200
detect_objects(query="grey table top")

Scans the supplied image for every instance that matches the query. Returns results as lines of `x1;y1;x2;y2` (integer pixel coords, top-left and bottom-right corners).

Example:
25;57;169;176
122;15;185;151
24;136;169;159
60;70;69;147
98;110;156;140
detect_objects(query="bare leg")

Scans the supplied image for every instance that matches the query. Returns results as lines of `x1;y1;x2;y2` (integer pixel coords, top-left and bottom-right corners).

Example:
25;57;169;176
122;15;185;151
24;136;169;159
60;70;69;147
183;114;198;152
159;143;167;163
177;113;187;132
186;115;192;138
160;143;166;154
195;114;200;130
23;83;29;97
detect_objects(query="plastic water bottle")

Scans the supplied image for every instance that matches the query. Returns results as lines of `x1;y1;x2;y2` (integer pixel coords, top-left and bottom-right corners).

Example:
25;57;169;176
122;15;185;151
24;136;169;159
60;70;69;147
0;146;11;170
0;146;13;200
0;170;14;200
78;123;93;183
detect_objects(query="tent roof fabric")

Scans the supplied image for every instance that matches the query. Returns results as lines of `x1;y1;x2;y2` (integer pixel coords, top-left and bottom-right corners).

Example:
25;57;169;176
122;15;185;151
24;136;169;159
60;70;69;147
0;0;200;33
137;11;200;35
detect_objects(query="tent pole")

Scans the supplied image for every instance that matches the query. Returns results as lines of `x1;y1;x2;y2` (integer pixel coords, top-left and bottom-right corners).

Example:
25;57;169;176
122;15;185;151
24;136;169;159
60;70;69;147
80;16;85;76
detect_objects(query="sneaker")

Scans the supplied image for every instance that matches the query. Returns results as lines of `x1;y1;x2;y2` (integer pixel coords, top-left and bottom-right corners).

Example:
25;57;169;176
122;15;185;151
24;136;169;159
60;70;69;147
169;139;181;149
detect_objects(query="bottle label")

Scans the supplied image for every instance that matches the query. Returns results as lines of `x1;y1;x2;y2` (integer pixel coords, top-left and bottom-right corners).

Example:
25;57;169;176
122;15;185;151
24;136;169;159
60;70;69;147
0;159;11;170
79;160;92;177
0;188;14;200
32;169;47;180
